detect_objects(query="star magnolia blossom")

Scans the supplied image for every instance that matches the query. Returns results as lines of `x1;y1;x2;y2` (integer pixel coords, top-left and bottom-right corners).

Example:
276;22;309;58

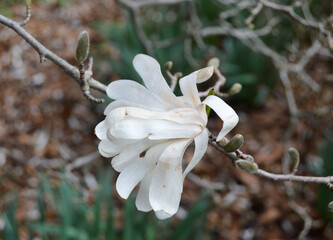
95;54;238;219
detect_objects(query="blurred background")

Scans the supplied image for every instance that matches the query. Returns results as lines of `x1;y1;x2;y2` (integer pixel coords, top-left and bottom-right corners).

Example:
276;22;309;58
0;0;333;239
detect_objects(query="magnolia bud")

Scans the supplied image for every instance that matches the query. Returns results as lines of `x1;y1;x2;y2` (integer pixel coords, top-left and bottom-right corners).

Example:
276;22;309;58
223;134;244;152
228;83;242;95
207;57;220;70
76;31;90;64
164;61;173;71
235;160;258;174
26;0;31;7
328;201;333;212
288;147;300;170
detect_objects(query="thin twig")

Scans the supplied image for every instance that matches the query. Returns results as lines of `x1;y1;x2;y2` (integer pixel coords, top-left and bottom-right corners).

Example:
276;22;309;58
245;2;263;26
256;169;333;184
20;5;31;26
65;151;100;173
289;200;312;240
260;0;324;32
0;14;107;94
187;173;226;191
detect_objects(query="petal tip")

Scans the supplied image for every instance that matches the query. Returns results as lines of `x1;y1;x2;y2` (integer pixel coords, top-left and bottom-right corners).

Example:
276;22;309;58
197;66;214;83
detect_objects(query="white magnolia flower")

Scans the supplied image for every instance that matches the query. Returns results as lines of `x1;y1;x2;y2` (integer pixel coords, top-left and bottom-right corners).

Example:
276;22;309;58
95;54;238;219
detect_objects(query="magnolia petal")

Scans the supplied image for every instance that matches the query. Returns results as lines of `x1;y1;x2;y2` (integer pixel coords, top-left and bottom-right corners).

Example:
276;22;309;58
203;95;239;141
155;210;173;220
116;142;169;199
149;140;190;215
98;140;123;158
111;139;154;169
149;161;183;215
107;80;167;110
116;160;152;199
196;104;208;126
179;71;201;107
106;130;138;146
94;121;107;140
111;118;202;140
104;100;147;115
133;54;181;108
112;160;133;173
105;108;126;128
135;171;153;212
114;107;205;127
196;66;214;83
183;128;208;179
179;66;214;107
167;108;205;126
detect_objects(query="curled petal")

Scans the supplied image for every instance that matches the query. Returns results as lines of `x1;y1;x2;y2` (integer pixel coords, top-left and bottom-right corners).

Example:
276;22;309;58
179;72;200;107
95;121;107;140
116;161;150;199
98;140;123;158
133;54;182;108
105;108;127;128
183;128;208;179
196;66;214;83
203;95;239;141
104;100;147;115
149;140;191;216
111;139;155;170
112;107;205;127
136;171;153;212
107;80;167;110
149;160;182;216
116;142;169;199
179;66;214;107
110;118;202;140
106;129;138;145
155;210;172;220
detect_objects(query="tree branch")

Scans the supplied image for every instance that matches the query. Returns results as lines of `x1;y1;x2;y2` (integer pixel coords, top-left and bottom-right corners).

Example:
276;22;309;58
208;135;333;185
0;14;107;94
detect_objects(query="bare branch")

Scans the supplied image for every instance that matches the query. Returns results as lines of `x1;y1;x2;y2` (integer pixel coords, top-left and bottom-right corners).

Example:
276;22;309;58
256;170;333;184
0;14;107;95
201;18;279;39
245;2;263;26
208;135;333;185
289;200;312;240
260;0;323;31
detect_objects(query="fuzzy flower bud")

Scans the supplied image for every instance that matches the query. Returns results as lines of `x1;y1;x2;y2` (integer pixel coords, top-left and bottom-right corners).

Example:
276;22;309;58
207;57;220;70
164;61;173;71
288;147;300;174
235;160;258;174
228;83;242;95
76;31;90;64
223;134;244;152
